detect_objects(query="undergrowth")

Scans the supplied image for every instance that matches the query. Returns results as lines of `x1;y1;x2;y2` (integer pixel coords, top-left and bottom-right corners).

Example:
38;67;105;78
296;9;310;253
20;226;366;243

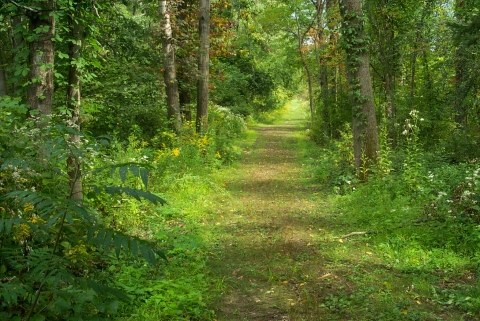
0;99;247;320
309;110;480;318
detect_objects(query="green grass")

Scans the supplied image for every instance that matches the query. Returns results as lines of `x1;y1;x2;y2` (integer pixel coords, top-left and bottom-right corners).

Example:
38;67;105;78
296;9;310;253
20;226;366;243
108;97;480;320
197;98;479;320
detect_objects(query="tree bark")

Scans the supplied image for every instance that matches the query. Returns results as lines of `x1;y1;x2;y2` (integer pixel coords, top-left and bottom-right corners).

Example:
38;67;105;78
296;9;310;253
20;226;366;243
340;0;379;178
66;0;85;200
196;0;210;134
11;16;23;95
160;0;182;134
0;54;7;96
317;0;330;136
27;0;55;116
293;10;315;123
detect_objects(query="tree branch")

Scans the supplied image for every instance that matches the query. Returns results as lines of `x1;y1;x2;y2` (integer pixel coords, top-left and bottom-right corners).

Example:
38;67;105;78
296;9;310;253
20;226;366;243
8;0;40;13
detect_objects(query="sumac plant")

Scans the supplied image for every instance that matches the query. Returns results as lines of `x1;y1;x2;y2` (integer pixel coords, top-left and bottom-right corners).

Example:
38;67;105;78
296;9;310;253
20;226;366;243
0;118;166;321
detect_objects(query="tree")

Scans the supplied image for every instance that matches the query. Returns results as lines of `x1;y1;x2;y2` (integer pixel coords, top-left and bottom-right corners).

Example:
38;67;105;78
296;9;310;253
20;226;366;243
26;0;55;116
0;54;6;96
66;0;85;200
339;0;379;177
196;0;210;134
160;0;182;134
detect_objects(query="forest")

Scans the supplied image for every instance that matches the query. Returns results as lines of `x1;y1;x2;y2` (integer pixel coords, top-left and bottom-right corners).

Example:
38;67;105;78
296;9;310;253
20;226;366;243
0;0;480;320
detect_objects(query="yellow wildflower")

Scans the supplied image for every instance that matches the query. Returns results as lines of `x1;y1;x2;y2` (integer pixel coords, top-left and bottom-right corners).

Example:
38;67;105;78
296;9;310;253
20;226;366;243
23;202;34;213
215;151;221;159
172;148;180;157
28;215;46;225
14;223;31;238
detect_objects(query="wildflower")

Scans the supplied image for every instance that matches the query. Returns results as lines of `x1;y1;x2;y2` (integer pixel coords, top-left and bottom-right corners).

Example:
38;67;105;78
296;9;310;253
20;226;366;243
172;148;180;157
402;130;408;135
420;118;424;121
437;192;447;200
215;151;221;158
23;203;34;212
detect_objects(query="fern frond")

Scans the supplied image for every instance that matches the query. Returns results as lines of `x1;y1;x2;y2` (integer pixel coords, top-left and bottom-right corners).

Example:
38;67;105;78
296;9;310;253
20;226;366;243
91;185;167;205
92;162;153;188
86;227;166;265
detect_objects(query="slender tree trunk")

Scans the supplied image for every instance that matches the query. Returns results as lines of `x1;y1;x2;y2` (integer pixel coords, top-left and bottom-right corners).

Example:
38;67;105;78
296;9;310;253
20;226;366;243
178;0;194;121
340;0;379;178
27;0;55;116
409;1;431;110
0;54;7;96
453;0;469;129
304;60;315;123
294;11;314;123
160;0;182;134
454;46;470;128
317;0;330;132
196;0;210;134
66;0;85;200
11;16;23;94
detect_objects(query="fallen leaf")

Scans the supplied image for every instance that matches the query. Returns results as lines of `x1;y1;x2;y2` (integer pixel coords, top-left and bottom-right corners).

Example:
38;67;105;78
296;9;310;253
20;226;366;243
366;251;373;255
282;280;289;284
338;239;344;243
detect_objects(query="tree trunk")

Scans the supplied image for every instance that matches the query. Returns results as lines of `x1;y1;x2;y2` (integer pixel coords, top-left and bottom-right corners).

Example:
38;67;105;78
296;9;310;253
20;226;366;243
66;0;85;200
317;0;330;136
196;0;210;134
409;2;431;110
27;0;55;116
11;16;23;95
294;10;314;123
177;0;194;121
160;0;182;134
304;60;315;123
0;54;7;96
453;0;469;129
340;0;379;178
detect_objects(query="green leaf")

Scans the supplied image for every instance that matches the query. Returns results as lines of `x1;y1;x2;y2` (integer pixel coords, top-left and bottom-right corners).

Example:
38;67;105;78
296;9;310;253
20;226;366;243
119;165;127;183
140;168;149;189
113;233;125;258
139;242;156;265
85;280;131;302
92;185;166;205
104;230;113;249
31;314;46;321
129;238;138;260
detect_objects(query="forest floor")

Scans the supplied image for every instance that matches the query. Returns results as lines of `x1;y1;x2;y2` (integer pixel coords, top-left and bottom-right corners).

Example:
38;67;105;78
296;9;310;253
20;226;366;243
202;99;471;321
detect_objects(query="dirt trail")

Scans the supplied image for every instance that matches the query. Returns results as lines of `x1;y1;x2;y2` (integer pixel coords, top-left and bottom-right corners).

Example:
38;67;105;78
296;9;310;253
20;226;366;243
208;100;329;320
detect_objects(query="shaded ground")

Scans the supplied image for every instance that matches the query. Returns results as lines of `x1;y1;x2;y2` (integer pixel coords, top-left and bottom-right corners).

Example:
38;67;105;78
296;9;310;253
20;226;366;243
205;101;337;320
204;100;469;321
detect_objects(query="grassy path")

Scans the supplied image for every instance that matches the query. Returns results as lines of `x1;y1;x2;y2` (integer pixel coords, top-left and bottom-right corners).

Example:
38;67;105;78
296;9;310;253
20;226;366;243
202;99;470;320
206;99;334;320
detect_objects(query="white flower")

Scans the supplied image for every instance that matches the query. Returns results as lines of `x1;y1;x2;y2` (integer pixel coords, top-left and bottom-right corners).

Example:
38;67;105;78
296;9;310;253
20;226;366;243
402;130;408;135
420;118;424;121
